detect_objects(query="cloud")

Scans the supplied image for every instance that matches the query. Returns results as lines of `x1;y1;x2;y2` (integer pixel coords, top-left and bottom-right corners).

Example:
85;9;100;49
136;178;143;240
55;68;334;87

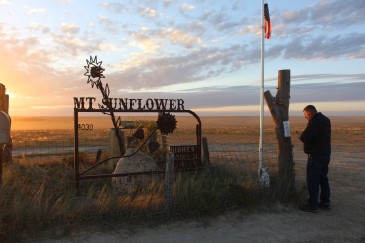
290;82;365;103
98;14;119;33
277;0;365;34
99;43;119;52
210;13;238;32
137;7;159;18
111;44;251;90
180;3;194;13
198;8;241;33
102;2;126;14
116;80;365;113
28;23;50;34
113;85;258;111
51;33;101;56
163;0;172;8
0;34;65;98
309;0;365;27
265;31;365;61
2;0;365;116
161;28;201;48
26;8;47;15
127;26;202;55
60;23;80;35
98;14;115;28
0;0;10;5
291;73;365;83
110;70;365;112
128;32;160;54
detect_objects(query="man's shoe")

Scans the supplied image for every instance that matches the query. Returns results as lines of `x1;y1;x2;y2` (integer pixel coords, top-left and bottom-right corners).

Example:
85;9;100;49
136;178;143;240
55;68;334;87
299;204;319;213
319;202;331;210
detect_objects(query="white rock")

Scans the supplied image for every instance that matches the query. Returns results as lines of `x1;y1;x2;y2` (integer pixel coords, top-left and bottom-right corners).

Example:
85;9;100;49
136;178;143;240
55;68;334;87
112;148;159;191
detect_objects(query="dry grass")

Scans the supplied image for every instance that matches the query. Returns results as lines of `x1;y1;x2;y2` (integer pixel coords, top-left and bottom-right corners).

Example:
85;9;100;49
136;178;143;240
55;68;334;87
0;160;275;242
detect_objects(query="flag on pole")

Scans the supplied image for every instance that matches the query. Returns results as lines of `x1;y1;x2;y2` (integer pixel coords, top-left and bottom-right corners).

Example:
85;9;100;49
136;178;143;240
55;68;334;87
264;3;271;39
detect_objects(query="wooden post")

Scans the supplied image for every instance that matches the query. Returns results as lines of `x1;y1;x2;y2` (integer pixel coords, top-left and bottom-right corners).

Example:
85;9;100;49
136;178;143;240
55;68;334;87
165;152;174;209
0;110;11;185
202;137;210;166
74;109;80;192
0;144;3;185
0;83;12;164
0;83;9;113
264;70;295;188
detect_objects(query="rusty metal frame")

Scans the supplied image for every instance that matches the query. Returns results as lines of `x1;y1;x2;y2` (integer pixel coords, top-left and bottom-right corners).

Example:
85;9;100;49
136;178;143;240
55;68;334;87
74;108;202;190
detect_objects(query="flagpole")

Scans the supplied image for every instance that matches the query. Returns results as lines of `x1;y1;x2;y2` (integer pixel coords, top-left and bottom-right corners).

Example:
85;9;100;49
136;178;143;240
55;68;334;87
259;0;264;175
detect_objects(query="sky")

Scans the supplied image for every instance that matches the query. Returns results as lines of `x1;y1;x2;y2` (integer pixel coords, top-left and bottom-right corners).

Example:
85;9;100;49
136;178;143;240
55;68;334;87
0;0;364;117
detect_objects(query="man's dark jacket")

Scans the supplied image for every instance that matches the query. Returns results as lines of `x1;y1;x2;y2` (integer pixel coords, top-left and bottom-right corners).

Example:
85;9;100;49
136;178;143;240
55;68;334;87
300;112;331;156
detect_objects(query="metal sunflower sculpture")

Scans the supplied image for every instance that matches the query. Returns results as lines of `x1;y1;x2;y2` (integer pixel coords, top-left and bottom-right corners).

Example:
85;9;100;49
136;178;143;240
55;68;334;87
157;112;177;134
84;56;105;88
84;56;124;155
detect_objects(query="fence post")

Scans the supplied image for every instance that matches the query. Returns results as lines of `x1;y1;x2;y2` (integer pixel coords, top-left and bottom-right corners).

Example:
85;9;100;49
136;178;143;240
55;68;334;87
202;137;210;166
165;152;174;209
0;144;3;185
74;109;80;192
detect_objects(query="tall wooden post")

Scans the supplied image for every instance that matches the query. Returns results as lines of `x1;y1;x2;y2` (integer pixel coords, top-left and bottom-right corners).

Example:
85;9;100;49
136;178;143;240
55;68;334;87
0;83;12;164
264;70;295;188
0;84;9;113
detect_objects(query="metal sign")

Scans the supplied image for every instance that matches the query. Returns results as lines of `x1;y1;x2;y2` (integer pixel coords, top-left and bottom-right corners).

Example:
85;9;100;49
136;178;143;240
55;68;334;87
170;145;201;171
73;97;185;111
74;108;202;188
73;56;202;189
0;111;10;144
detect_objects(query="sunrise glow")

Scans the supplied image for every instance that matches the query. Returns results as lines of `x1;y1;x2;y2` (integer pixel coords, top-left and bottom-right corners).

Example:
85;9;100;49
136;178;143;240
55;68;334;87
0;0;364;116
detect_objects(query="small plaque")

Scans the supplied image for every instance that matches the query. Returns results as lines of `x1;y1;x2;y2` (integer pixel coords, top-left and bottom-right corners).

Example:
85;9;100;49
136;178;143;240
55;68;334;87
170;145;200;171
283;120;290;137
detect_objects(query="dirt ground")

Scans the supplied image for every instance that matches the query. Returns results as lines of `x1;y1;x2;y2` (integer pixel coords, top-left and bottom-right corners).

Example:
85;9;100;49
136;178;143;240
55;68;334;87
27;116;365;242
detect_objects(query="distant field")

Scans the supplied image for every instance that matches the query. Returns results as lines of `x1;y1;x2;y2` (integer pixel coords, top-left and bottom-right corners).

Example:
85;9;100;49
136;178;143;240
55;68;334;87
10;115;365;131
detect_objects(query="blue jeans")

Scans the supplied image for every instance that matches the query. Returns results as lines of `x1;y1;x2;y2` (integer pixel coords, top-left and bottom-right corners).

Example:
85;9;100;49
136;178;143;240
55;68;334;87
306;155;331;207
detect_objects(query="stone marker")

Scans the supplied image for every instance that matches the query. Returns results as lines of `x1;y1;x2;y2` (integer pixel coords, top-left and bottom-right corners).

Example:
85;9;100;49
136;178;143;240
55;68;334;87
112;148;159;191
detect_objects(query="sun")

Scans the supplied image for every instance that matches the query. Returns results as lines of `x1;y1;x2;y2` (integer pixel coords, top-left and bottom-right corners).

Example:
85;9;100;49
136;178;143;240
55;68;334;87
84;56;105;88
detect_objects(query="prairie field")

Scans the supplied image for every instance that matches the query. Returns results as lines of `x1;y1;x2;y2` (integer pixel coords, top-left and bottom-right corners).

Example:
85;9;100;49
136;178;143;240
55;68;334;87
2;115;365;242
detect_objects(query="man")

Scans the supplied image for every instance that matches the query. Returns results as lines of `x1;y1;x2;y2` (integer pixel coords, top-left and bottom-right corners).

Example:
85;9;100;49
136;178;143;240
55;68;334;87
299;105;331;213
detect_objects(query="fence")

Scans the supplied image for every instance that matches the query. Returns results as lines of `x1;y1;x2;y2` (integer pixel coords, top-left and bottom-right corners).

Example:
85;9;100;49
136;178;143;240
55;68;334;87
6;119;356;207
10;129;279;172
9;128;283;200
5;127;291;215
10;129;106;159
